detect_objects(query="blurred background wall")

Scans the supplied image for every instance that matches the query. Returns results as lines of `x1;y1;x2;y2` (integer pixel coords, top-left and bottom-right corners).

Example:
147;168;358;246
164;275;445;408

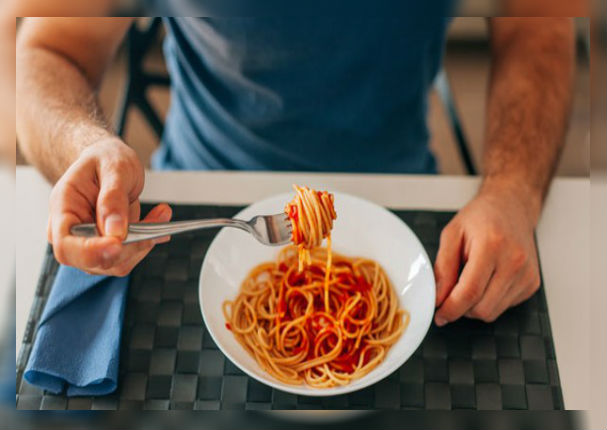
15;17;590;177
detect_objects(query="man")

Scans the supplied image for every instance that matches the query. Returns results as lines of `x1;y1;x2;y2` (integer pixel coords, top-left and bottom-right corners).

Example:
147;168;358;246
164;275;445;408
16;14;575;326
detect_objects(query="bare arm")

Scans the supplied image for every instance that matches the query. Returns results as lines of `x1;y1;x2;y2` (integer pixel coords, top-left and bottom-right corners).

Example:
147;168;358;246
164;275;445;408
481;17;575;223
16;17;171;276
434;18;575;325
16;17;133;182
5;0;116;165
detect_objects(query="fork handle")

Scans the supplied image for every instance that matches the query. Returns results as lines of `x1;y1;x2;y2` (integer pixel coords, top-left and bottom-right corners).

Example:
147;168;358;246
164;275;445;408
70;219;251;244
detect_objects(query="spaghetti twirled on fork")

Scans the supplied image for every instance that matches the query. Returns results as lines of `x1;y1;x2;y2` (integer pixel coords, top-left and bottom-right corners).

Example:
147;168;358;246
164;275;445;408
222;185;408;387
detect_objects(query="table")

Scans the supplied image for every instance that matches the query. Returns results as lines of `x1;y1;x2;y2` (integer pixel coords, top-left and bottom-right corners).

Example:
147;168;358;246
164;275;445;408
15;166;599;425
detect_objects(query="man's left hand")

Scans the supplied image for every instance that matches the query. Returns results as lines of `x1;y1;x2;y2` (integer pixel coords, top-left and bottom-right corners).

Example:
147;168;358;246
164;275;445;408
433;181;542;325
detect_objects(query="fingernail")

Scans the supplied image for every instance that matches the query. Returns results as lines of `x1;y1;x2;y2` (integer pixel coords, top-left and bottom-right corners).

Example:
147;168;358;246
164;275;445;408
102;244;121;261
435;316;447;327
105;214;125;238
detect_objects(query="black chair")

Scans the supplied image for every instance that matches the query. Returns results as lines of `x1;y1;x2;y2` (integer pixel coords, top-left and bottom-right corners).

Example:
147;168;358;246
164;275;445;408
116;18;477;175
115;18;170;139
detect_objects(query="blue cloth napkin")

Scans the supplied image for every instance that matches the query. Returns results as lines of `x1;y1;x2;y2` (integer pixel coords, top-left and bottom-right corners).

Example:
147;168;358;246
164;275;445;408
24;265;129;396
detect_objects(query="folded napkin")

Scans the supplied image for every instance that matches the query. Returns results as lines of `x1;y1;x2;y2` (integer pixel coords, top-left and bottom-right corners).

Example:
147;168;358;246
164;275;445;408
24;265;129;396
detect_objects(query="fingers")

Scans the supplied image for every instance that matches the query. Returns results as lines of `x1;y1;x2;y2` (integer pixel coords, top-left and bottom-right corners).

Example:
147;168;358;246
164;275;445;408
128;198;141;223
94;203;173;276
464;254;541;323
82;238;156;276
49;175;122;269
98;238;154;271
470;278;528;322
96;170;130;239
464;270;521;323
51;201;172;276
504;267;541;309
434;243;495;326
431;188;542;326
51;210;123;269
143;203;172;244
47;142;151;274
143;202;172;223
97;203;173;276
434;222;464;307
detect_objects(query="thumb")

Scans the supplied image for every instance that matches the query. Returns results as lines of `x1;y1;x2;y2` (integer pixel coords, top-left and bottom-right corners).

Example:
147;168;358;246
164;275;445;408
96;171;131;240
434;222;463;307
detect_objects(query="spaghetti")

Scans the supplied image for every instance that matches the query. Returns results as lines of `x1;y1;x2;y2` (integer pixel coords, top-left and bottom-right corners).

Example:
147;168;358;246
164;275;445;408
284;185;337;272
222;186;409;388
285;184;337;311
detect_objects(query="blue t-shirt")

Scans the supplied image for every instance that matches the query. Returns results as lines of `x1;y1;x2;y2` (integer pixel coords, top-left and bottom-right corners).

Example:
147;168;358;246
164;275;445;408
151;13;452;173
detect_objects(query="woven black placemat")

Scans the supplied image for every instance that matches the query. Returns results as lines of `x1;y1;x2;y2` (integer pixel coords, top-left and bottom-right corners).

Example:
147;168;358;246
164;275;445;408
16;204;563;410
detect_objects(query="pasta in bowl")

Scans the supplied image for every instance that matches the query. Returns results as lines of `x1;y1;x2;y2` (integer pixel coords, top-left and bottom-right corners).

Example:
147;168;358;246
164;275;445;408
200;189;435;396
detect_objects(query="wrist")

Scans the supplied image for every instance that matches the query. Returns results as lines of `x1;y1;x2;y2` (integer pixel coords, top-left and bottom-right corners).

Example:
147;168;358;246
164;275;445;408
478;176;543;227
80;137;141;173
80;136;135;160
78;137;144;196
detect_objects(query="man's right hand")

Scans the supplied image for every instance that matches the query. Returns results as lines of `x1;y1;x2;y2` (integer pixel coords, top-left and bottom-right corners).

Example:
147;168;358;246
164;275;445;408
47;138;172;276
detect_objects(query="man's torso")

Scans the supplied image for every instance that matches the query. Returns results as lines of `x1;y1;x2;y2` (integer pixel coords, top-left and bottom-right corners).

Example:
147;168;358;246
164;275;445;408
149;11;452;172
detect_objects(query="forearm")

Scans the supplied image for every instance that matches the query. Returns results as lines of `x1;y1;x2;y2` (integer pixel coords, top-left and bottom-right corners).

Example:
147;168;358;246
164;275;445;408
16;45;116;183
482;18;575;222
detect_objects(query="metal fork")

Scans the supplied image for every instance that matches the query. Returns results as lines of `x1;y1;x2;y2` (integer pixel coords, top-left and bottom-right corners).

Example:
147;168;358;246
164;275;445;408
70;213;293;246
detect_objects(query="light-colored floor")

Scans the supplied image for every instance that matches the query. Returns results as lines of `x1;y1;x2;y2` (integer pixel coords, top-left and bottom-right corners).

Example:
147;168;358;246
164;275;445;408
18;18;590;177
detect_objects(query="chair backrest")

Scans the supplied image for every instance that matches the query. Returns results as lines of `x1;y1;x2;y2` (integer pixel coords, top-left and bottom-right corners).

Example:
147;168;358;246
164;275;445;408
116;19;476;175
115;18;170;139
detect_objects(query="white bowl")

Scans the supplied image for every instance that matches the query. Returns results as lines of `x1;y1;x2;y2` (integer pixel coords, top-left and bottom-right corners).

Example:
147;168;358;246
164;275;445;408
199;191;435;396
